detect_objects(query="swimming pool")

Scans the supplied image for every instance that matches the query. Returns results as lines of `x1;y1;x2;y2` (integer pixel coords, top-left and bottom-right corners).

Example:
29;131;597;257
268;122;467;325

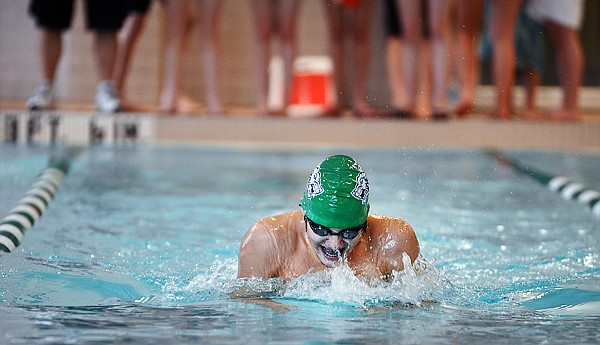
1;144;599;344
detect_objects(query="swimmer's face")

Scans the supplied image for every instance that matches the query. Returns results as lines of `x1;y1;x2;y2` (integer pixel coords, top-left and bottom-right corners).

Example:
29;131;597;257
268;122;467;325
304;216;364;268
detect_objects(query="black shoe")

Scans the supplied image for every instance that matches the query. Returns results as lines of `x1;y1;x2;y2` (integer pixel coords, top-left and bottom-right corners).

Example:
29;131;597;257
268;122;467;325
431;112;450;121
392;109;415;120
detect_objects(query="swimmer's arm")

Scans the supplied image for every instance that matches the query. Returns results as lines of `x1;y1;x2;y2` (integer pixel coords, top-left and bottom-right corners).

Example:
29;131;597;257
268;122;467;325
377;220;420;277
234;298;297;312
237;221;280;279
235;217;300;311
235;223;296;311
230;277;294;311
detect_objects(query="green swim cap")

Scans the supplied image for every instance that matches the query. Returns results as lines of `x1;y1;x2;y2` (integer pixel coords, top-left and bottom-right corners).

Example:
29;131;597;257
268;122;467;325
300;155;370;229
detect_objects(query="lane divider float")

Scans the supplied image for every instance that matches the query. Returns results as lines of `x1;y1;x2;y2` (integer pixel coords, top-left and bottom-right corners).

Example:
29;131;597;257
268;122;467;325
0;147;80;253
488;149;600;219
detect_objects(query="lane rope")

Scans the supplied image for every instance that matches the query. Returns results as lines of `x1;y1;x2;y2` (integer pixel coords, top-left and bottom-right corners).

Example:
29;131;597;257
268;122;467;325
0;147;81;253
487;149;600;220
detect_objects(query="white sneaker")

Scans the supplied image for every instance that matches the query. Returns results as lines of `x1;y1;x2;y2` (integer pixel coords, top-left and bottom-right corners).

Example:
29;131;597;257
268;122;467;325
95;81;121;113
27;81;55;110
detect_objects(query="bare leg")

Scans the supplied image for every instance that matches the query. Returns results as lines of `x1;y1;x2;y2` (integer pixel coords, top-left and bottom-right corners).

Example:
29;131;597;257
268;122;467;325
490;0;522;120
546;21;584;121
521;67;541;119
27;27;62;110
197;0;224;114
397;0;423;116
177;3;203;113
351;0;375;117
278;0;300;110
93;31;121;113
38;28;63;82
386;37;407;110
454;0;483;116
250;0;273;114
322;2;344;112
415;40;432;118
160;0;188;113
428;0;450;116
113;11;147;96
94;31;118;82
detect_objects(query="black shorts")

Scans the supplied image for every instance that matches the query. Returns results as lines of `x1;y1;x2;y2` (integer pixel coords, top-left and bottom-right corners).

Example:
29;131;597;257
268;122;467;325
383;0;430;39
383;0;402;37
127;0;152;14
29;0;128;32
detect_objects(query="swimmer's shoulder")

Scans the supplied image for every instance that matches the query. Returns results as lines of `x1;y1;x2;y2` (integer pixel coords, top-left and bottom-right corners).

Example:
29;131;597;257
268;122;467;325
254;211;302;230
368;214;414;233
251;211;304;242
367;214;418;247
367;214;420;266
240;212;297;258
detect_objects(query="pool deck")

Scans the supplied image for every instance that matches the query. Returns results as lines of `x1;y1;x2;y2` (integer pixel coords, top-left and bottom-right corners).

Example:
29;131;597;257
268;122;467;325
1;104;599;151
154;112;600;151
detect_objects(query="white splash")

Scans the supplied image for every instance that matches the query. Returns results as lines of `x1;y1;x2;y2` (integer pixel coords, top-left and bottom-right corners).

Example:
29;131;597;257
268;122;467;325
163;254;448;308
282;253;448;308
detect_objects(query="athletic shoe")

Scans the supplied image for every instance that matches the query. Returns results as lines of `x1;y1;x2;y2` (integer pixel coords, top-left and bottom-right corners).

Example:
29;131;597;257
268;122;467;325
95;81;121;113
27;81;55;110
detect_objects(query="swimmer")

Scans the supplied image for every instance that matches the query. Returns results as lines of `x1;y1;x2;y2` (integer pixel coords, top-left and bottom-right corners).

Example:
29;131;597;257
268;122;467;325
237;155;420;283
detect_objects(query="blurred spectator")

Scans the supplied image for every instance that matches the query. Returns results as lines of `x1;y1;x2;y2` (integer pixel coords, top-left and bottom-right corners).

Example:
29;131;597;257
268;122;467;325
482;2;545;119
250;0;301;115
383;0;432;119
396;0;450;120
527;0;585;121
112;0;153;111
515;5;545;119
489;0;522;120
323;0;376;118
383;0;407;116
452;0;483;117
27;0;128;113
159;0;224;114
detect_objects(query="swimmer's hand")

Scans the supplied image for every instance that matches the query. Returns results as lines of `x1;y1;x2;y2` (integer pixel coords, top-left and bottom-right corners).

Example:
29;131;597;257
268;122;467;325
234;297;298;312
363;300;438;313
231;277;285;298
231;277;296;312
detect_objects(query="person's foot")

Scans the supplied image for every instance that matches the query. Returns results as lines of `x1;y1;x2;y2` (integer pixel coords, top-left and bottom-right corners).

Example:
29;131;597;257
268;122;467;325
268;108;286;116
492;107;513;121
27;81;55;111
353;104;376;118
118;100;151;112
453;100;474;118
95;81;121;114
321;106;342;118
175;94;203;114
431;112;450;121
159;89;177;114
519;109;541;121
429;106;451;121
547;110;581;122
207;105;225;115
206;98;225;115
391;108;416;120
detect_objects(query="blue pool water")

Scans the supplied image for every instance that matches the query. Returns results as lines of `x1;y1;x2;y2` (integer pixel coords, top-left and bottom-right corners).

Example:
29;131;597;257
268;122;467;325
1;144;599;344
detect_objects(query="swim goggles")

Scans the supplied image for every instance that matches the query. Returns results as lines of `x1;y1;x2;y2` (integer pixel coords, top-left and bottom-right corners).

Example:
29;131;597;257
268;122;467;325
304;216;365;240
